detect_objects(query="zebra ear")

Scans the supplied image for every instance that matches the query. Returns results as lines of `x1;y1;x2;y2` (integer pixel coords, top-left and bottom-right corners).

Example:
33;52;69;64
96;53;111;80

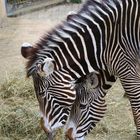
42;58;54;76
21;42;33;59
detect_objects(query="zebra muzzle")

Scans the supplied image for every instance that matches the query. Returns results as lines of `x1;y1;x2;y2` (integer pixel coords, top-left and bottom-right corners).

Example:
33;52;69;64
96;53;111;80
47;132;53;140
65;128;76;140
40;117;53;139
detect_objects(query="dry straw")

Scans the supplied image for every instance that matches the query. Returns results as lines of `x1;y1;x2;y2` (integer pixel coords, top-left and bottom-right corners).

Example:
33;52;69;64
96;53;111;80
0;71;135;140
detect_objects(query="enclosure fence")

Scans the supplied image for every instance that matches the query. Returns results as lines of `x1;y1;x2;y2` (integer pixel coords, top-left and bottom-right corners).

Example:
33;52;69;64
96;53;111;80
5;0;66;16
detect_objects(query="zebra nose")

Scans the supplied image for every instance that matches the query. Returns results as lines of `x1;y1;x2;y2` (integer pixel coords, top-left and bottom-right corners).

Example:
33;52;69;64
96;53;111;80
40;117;52;136
46;132;53;140
65;128;75;140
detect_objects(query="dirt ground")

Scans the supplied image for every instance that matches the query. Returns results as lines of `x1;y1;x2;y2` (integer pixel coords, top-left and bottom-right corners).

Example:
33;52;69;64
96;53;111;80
0;2;137;140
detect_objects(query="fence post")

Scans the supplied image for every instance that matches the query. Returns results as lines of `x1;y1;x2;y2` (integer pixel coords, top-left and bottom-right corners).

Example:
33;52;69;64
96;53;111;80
0;0;7;17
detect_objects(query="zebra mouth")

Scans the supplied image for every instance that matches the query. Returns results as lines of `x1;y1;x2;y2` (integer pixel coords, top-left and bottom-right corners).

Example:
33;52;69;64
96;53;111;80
65;128;74;140
47;132;54;140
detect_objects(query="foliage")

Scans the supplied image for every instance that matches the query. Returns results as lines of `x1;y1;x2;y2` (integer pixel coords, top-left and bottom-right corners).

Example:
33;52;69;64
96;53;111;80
70;0;82;3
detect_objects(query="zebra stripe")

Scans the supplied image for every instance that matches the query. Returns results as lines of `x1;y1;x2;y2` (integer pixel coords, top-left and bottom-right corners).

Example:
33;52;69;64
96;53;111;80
21;0;140;139
65;72;116;139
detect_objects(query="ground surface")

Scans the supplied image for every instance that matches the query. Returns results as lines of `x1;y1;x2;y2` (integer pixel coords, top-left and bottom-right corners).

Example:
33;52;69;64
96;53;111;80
0;1;137;140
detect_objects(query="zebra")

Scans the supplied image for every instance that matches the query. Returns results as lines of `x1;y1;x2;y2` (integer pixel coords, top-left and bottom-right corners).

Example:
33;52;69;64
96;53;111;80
21;42;115;140
21;0;140;139
65;71;116;140
21;43;111;140
66;12;114;139
22;45;76;139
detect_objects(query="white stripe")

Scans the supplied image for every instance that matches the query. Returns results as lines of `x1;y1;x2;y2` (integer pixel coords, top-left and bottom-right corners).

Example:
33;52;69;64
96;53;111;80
138;18;140;48
77;13;102;69
57;29;86;76
87;8;109;69
58;27;81;59
63;24;95;73
48;38;81;77
133;0;139;50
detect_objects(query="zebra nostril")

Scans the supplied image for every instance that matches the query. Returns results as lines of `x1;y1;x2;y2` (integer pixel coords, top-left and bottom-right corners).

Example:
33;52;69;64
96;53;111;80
47;132;53;140
40;117;54;140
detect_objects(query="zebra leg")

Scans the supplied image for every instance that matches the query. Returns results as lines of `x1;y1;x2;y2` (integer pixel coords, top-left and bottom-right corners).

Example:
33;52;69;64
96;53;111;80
120;75;140;138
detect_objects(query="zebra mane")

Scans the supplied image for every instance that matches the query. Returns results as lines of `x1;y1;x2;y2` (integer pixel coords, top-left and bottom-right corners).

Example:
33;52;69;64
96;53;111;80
26;0;114;76
26;18;80;75
26;23;64;70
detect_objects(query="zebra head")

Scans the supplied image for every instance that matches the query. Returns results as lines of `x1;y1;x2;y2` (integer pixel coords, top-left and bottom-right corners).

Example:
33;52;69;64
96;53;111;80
65;73;107;140
21;43;76;139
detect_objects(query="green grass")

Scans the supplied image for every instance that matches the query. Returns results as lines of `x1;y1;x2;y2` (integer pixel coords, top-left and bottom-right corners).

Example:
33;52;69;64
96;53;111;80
0;71;137;140
70;0;82;3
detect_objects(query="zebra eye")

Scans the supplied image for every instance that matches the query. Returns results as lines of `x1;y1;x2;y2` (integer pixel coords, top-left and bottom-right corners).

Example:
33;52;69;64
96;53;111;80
80;104;87;109
42;58;55;76
35;58;54;77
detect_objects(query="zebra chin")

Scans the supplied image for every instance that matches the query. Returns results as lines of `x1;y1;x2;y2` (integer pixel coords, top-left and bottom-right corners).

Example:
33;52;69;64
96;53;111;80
39;108;72;137
64;121;86;140
65;128;85;140
40;115;67;130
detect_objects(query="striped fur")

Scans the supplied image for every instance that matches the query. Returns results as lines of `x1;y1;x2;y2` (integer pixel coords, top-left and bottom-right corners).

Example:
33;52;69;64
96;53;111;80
22;0;140;139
